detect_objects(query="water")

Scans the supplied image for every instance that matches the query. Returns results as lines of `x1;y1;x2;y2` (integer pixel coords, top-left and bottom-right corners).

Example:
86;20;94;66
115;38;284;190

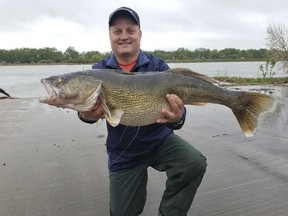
0;65;92;97
169;61;285;77
0;62;286;98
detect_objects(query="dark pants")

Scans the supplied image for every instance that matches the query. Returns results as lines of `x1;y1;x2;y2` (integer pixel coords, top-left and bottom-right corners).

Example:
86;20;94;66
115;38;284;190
109;134;207;216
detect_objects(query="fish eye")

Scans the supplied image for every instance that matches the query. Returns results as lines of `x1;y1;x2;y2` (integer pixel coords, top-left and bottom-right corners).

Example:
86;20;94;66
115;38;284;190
52;76;64;87
57;77;63;84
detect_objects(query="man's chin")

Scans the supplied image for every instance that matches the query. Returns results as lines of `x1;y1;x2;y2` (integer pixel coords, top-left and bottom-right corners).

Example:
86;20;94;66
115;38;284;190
118;50;132;57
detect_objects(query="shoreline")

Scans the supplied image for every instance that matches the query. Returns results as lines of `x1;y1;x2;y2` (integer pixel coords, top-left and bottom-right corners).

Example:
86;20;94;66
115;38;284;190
0;60;269;66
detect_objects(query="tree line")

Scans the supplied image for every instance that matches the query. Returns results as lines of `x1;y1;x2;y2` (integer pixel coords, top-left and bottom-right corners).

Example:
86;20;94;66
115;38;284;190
0;46;269;65
0;47;110;65
0;22;287;74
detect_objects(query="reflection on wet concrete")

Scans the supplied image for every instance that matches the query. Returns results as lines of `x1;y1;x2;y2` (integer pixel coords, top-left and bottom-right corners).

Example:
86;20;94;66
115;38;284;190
0;86;287;216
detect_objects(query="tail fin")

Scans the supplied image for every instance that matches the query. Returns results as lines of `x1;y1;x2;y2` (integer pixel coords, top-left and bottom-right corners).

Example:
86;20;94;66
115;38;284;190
231;92;275;137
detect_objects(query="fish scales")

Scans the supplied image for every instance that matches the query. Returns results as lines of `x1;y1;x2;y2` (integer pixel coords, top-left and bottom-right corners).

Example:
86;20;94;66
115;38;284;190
100;72;170;125
98;71;223;125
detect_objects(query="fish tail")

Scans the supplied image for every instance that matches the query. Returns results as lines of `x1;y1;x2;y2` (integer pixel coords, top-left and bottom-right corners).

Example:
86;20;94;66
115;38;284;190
231;91;275;137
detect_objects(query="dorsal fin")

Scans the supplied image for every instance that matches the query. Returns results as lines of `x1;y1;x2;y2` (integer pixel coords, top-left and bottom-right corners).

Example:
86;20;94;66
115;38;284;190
114;69;136;75
167;68;218;83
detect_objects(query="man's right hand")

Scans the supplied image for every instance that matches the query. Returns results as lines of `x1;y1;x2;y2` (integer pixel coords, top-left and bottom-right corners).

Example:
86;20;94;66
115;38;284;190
79;101;106;122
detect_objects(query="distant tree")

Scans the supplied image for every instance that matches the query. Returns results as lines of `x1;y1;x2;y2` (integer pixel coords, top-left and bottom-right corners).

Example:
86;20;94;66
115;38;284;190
38;47;63;63
0;47;270;65
209;49;219;59
221;48;240;59
64;46;80;61
266;23;288;72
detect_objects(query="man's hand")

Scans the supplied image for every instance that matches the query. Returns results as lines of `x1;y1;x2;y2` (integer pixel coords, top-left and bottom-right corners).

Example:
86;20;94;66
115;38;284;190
79;101;106;122
156;94;185;124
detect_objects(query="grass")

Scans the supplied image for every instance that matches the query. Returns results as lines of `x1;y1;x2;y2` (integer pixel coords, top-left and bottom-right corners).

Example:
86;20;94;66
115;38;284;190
214;76;288;86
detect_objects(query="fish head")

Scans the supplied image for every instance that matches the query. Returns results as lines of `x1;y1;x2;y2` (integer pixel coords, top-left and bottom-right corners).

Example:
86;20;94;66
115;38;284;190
40;73;102;112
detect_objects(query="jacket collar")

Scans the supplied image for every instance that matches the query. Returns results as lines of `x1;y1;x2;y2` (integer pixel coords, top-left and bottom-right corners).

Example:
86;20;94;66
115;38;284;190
106;50;150;70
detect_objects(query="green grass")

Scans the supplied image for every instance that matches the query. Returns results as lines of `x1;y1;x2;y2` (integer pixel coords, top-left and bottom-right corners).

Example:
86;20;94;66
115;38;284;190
214;76;288;86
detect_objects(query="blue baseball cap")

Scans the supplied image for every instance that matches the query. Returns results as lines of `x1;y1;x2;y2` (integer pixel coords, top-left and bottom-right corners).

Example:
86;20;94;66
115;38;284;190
109;7;140;27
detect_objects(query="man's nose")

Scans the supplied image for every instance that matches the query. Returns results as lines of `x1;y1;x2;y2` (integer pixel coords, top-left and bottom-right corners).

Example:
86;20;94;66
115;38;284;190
119;32;129;40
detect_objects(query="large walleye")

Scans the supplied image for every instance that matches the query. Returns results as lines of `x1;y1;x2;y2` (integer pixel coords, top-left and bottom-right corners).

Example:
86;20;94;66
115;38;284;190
40;68;275;137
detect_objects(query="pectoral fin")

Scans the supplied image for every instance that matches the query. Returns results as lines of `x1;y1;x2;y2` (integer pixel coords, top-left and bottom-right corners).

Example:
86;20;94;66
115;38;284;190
101;101;124;127
104;109;124;127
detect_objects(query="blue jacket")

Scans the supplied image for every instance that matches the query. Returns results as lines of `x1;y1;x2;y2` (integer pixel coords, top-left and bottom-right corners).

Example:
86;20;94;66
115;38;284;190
92;50;186;171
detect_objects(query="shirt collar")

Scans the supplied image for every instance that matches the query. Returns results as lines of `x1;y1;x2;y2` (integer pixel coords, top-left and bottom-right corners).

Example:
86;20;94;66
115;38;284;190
106;50;150;70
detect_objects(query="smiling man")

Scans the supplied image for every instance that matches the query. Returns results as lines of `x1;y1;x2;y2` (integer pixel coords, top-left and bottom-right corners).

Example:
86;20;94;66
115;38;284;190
78;7;207;216
108;8;142;69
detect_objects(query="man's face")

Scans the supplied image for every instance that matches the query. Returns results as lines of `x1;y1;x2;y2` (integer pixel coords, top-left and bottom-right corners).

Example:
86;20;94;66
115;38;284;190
109;17;142;59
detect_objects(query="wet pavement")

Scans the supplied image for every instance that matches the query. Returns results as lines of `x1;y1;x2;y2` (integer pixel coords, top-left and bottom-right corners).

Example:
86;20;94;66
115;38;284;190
0;86;287;216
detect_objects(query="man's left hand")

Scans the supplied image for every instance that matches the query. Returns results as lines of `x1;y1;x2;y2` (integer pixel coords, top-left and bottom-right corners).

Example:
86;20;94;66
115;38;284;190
157;94;185;124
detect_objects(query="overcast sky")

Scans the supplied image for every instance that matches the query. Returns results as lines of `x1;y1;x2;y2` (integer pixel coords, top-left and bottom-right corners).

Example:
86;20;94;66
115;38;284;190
1;0;287;52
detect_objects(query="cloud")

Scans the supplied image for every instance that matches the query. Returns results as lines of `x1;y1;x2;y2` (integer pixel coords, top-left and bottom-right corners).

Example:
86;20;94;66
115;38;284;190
1;0;288;51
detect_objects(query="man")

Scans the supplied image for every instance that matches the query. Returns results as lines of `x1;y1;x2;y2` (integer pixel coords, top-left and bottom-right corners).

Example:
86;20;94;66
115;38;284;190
78;7;207;216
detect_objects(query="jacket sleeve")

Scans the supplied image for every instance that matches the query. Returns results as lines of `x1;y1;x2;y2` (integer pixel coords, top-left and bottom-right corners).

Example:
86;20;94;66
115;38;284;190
77;112;98;124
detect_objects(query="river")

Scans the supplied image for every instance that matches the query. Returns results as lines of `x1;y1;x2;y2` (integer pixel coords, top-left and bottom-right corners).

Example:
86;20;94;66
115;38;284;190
0;62;287;98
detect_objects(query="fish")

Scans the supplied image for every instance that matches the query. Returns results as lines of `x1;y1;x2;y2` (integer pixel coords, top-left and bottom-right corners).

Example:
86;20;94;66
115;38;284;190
40;68;275;137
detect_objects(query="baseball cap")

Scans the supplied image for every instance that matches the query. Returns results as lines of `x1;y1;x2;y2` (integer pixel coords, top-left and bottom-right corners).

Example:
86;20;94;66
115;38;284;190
108;7;140;27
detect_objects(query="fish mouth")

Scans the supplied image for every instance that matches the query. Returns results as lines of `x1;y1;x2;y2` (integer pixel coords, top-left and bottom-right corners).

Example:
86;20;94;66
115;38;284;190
39;82;75;109
39;79;62;105
41;80;60;98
